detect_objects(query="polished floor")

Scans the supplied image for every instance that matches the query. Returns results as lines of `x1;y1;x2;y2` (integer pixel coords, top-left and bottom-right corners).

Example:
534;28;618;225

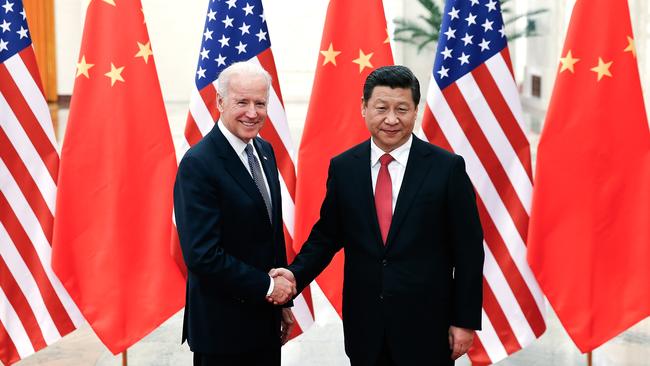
15;283;650;366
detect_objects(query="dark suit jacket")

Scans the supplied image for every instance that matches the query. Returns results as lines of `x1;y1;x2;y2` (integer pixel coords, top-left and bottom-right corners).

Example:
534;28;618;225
173;124;289;355
288;135;484;365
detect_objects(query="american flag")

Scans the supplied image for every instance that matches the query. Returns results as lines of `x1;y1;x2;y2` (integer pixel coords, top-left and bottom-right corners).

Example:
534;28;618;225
421;0;546;364
182;0;314;335
0;1;84;364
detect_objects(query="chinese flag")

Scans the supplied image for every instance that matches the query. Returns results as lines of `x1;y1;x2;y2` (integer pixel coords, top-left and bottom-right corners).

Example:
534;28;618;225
52;0;185;353
294;0;393;315
528;0;650;353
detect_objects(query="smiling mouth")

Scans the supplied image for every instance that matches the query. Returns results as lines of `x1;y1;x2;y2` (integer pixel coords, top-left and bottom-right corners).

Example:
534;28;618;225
240;120;258;127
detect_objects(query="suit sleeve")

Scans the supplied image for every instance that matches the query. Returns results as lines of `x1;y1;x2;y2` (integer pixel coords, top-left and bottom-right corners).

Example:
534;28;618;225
288;161;344;292
265;144;294;308
447;156;485;330
174;154;270;302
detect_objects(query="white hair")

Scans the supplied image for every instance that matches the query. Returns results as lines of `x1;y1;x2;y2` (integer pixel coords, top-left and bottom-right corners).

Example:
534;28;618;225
216;61;272;98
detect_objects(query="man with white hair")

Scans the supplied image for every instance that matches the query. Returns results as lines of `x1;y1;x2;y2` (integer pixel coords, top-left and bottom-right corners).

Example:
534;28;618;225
174;62;296;366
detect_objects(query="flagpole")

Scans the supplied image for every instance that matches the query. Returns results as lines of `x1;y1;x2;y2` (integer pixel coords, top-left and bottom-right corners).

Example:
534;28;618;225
587;351;592;366
122;350;127;366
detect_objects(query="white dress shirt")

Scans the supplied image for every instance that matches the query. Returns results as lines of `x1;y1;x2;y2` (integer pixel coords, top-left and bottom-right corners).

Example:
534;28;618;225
218;121;272;199
218;121;275;296
370;135;413;212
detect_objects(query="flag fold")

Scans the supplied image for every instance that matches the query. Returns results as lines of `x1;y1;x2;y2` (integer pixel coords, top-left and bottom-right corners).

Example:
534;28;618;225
52;0;185;353
528;0;650;353
1;1;83;364
423;0;546;363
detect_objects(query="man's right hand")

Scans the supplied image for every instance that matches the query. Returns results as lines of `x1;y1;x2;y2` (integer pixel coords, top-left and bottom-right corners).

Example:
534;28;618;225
267;270;296;305
269;268;296;284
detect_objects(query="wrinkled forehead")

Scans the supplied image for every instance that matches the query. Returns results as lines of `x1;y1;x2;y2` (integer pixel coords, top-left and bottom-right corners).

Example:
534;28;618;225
225;74;270;99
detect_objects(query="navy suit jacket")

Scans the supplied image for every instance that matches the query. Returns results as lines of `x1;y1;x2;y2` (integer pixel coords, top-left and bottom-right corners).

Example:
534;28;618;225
288;135;484;365
173;124;289;354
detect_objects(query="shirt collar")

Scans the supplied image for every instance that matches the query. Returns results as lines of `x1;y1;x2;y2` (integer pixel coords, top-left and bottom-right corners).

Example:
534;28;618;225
370;134;413;167
218;120;251;156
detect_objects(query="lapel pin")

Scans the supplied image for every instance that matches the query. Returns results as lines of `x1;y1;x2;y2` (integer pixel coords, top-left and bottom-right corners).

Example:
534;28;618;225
263;156;268;160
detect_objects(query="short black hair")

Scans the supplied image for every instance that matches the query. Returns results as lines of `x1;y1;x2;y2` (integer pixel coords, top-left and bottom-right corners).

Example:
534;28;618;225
363;65;420;106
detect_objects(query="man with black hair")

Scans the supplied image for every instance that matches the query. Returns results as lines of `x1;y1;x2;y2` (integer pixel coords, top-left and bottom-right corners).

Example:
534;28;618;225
273;65;484;365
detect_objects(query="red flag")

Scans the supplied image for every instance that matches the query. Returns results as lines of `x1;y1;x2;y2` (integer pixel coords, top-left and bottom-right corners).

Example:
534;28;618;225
0;1;84;364
52;0;185;353
294;0;393;315
528;0;650;352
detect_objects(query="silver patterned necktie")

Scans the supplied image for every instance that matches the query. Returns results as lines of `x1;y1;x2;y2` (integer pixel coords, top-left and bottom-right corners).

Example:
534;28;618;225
244;144;272;222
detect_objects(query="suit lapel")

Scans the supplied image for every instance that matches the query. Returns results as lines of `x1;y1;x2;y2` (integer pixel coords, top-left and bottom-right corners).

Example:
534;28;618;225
209;126;270;222
385;136;433;249
254;138;279;223
352;141;384;248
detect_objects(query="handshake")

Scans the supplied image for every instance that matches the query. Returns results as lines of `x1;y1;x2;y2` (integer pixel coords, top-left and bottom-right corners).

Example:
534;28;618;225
266;268;296;305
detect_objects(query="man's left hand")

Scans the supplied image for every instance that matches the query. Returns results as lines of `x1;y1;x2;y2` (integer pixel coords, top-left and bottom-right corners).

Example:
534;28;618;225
448;326;474;360
280;308;295;345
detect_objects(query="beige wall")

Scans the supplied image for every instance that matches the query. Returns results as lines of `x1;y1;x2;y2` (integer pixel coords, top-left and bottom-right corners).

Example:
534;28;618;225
521;0;650;133
55;0;417;142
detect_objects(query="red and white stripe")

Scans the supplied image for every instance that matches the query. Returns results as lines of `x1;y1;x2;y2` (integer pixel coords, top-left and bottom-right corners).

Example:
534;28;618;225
421;49;546;365
181;49;314;335
0;48;85;365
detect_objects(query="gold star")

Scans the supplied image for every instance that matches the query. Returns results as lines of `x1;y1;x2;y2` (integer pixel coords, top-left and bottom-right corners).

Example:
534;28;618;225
624;36;636;58
320;42;341;66
352;49;374;73
102;0;116;5
76;55;94;78
384;28;390;44
559;50;579;73
135;41;153;63
104;63;125;86
590;57;612;81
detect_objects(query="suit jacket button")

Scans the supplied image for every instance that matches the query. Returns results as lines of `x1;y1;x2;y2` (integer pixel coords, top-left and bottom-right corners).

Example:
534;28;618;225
382;259;388;266
379;294;384;300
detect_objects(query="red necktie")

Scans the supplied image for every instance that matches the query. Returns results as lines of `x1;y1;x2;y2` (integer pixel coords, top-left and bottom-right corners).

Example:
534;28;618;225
375;153;394;244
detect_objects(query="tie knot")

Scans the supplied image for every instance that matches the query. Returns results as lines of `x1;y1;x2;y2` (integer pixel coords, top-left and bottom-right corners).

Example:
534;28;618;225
244;143;254;156
380;153;393;167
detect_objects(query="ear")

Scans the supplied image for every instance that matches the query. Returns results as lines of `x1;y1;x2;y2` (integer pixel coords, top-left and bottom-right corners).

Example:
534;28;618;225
361;98;366;117
217;94;224;112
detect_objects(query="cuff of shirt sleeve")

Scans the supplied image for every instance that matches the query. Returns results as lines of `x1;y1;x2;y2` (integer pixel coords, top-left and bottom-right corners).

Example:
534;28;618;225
266;275;274;297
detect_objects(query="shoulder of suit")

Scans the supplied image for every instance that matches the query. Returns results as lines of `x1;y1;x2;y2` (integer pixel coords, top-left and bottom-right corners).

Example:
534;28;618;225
180;135;212;162
254;136;276;159
330;139;369;164
254;135;272;149
178;126;228;169
414;136;462;162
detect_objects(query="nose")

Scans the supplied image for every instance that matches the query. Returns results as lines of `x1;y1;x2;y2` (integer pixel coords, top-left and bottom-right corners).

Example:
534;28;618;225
384;110;398;125
245;103;257;118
